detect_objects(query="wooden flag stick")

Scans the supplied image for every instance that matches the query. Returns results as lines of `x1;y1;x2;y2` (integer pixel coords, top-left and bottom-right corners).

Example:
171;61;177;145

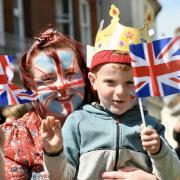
138;97;146;126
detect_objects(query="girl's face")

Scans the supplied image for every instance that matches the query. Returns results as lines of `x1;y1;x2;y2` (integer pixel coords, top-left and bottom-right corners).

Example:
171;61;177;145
31;48;85;120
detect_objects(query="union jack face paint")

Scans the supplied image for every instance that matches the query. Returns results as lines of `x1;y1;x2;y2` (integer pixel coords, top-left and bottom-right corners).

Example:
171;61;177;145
31;48;85;119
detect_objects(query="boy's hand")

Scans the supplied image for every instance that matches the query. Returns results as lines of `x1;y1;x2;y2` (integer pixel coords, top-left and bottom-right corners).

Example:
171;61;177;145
101;166;158;180
140;124;161;154
41;116;63;153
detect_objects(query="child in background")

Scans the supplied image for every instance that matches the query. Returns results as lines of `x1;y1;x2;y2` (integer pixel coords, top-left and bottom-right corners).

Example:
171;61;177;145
173;120;180;159
42;50;180;180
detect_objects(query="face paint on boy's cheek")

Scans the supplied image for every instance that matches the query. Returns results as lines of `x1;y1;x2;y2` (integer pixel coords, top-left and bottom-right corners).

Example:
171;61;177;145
130;89;137;103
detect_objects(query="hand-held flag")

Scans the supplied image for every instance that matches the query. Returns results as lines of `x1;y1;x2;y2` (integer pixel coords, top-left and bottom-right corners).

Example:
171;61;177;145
130;37;180;126
0;55;37;106
130;37;180;97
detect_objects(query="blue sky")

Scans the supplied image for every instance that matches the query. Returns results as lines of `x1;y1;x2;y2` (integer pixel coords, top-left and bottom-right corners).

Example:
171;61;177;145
156;0;180;38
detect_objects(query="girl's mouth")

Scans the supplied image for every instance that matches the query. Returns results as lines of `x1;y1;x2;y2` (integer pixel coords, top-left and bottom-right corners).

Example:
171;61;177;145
55;95;72;101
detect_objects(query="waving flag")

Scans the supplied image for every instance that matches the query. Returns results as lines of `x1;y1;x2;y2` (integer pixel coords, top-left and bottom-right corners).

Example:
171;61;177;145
130;37;180;97
0;55;14;83
0;55;37;105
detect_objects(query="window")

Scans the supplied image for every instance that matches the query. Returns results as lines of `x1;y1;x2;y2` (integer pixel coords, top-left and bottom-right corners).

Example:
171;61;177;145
79;0;91;44
13;0;24;39
0;0;5;45
55;0;73;37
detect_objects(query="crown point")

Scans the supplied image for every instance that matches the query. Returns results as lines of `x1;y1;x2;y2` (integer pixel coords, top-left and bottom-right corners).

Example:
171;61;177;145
147;14;152;22
109;4;120;19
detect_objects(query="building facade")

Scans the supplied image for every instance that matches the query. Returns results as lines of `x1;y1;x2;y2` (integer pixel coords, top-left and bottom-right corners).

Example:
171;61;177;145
0;0;98;57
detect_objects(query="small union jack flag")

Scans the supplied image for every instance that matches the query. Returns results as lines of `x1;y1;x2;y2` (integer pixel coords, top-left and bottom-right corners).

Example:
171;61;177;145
0;55;37;105
130;37;180;97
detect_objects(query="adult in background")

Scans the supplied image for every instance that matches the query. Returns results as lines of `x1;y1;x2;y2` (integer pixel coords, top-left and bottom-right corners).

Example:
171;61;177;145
0;126;6;180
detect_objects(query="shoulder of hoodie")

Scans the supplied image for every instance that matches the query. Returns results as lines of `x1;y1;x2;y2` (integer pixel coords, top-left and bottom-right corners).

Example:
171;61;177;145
63;104;94;127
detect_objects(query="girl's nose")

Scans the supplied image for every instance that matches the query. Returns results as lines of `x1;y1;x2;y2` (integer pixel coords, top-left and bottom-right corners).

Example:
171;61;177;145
58;88;67;97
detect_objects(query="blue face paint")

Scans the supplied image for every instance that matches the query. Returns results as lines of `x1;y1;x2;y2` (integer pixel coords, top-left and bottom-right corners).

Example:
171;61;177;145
31;49;85;119
57;50;73;70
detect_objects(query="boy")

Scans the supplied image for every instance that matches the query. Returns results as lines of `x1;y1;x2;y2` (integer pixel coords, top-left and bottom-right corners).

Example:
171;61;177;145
42;50;180;180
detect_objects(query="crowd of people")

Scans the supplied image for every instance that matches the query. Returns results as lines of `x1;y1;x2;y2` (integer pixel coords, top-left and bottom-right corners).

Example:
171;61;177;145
0;4;180;180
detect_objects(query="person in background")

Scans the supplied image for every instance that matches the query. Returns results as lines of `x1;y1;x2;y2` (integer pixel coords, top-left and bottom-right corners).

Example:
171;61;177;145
2;104;30;123
173;120;180;159
0;126;6;180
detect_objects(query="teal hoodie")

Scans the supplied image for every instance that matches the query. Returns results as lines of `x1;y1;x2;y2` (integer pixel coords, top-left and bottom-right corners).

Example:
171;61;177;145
44;103;180;180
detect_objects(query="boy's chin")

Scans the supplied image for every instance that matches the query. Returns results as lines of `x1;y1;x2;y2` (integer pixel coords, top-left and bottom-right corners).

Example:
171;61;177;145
110;107;130;115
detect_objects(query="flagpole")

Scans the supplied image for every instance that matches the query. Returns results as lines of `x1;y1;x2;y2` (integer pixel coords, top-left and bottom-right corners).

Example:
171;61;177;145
138;97;146;126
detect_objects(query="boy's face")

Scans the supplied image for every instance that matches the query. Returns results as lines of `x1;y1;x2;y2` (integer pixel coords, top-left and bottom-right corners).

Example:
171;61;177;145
89;63;136;115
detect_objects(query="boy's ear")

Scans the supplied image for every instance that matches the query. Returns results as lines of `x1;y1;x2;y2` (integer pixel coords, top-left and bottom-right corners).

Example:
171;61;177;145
88;72;97;91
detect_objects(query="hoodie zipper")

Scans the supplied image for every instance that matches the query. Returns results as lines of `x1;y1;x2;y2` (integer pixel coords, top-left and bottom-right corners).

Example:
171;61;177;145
91;102;121;170
114;118;120;171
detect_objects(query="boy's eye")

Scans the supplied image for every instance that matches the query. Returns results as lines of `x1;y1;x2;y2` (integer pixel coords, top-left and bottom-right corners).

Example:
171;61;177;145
104;80;115;85
126;81;134;85
106;80;114;83
126;81;134;88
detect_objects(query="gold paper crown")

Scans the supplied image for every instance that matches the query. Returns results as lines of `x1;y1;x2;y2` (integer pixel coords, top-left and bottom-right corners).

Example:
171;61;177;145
94;4;154;53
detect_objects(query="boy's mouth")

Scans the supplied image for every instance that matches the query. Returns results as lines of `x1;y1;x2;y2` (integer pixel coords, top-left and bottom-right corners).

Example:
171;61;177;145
113;100;125;104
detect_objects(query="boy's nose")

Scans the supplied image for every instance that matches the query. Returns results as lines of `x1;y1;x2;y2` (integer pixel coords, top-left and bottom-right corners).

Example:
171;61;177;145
115;85;126;95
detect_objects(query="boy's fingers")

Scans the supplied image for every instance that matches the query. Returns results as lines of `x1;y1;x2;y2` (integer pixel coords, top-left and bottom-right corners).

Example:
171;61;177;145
101;171;126;179
141;127;156;137
141;133;159;141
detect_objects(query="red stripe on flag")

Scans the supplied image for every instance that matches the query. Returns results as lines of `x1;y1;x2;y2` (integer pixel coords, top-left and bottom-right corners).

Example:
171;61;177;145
158;37;180;59
169;77;180;83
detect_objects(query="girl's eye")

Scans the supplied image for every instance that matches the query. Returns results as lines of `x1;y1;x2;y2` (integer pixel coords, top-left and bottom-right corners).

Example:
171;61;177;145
64;71;76;80
44;76;57;83
36;77;56;86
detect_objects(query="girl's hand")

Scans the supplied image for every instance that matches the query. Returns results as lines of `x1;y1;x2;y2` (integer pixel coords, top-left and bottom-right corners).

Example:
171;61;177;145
41;116;63;153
